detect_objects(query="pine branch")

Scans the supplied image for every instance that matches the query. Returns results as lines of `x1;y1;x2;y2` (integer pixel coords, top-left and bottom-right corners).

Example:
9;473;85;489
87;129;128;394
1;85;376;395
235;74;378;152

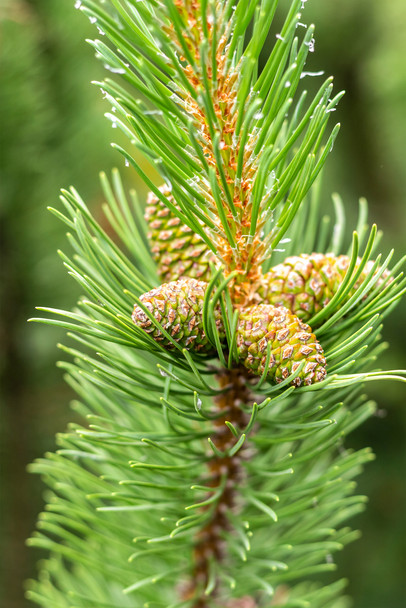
27;2;405;608
27;169;405;606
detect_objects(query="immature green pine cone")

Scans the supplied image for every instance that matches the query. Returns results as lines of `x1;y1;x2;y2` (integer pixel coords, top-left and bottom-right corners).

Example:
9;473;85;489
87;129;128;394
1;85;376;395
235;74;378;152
237;304;327;386
145;187;215;282
132;278;224;353
259;253;390;322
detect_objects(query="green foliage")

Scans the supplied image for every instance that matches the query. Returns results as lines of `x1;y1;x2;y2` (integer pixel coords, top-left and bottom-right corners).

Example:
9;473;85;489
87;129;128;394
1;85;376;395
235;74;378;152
27;170;405;606
26;1;405;607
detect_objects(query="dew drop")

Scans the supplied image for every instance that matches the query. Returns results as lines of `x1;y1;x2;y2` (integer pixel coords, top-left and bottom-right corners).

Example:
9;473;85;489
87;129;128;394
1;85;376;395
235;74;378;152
104;63;126;74
305;38;315;53
300;70;324;79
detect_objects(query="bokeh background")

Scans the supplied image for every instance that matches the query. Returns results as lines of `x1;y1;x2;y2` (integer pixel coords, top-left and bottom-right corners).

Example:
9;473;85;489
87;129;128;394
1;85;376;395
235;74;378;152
1;0;405;606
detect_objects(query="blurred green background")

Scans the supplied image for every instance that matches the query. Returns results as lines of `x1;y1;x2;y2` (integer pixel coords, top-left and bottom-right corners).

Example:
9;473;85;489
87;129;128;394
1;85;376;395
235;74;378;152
0;1;405;606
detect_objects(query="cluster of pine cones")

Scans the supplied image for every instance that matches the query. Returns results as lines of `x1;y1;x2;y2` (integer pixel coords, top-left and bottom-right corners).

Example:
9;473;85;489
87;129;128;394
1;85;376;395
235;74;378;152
132;190;387;387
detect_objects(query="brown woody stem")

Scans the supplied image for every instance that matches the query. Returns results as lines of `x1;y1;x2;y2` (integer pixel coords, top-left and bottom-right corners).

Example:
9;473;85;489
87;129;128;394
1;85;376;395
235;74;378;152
181;367;255;607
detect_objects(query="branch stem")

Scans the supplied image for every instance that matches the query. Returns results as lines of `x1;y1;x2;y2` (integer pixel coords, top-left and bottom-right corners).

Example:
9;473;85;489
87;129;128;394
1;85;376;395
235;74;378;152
182;367;255;606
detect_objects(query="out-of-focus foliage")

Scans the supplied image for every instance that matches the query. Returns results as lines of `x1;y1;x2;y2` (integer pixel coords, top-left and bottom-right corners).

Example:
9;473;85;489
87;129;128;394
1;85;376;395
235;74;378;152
0;1;131;605
305;2;406;606
305;0;406;219
0;0;404;607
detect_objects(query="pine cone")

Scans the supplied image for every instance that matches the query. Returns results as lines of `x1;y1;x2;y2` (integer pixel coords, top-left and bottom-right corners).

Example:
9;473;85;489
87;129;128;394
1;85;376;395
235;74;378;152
259;253;390;322
145;187;215;282
237;304;326;386
132;278;224;353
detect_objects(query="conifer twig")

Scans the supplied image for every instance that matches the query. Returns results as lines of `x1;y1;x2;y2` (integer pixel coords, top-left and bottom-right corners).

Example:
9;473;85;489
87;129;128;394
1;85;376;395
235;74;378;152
26;2;405;608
